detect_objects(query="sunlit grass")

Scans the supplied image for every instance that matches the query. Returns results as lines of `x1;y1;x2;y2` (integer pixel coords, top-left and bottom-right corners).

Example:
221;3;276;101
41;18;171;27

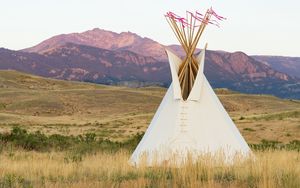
0;150;299;188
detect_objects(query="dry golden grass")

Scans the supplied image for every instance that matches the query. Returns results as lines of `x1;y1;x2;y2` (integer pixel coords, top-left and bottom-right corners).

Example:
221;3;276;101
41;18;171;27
1;71;300;188
0;150;299;188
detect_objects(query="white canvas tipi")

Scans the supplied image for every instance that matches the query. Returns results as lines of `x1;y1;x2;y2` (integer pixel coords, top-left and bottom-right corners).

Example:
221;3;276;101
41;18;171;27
130;8;251;165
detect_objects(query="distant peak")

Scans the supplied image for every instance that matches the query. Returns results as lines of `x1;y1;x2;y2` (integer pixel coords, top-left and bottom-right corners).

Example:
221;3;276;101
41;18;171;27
232;51;248;56
120;31;140;37
91;28;102;31
90;28;108;32
229;51;251;60
80;28;117;36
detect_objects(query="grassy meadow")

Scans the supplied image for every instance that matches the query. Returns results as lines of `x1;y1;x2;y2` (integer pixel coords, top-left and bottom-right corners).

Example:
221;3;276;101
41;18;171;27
0;150;299;188
0;70;300;187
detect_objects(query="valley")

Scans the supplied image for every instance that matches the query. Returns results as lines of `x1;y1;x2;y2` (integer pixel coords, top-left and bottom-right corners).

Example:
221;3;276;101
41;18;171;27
0;70;299;144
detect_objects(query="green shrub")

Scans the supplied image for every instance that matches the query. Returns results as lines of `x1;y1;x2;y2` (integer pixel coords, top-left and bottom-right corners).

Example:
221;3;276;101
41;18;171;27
1;127;299;153
239;116;245;120
0;174;33;188
0;127;144;153
249;139;300;151
243;128;255;132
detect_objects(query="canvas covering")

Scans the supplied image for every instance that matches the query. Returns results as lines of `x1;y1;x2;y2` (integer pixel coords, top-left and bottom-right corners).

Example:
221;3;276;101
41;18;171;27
130;48;251;165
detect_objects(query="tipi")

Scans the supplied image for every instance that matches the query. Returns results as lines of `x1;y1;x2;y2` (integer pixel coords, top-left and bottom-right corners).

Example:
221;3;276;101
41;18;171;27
130;8;251;165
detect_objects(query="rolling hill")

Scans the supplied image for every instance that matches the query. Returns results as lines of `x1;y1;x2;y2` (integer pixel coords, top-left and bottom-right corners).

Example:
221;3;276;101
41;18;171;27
0;70;299;143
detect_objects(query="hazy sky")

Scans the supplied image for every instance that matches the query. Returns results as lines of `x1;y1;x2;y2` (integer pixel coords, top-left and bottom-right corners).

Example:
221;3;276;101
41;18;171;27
0;0;299;56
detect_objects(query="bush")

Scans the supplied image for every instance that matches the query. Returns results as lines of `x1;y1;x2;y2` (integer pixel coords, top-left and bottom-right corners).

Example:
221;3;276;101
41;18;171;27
239;116;245;120
243;128;255;132
0;127;144;153
0;174;32;188
249;139;300;151
3;127;299;154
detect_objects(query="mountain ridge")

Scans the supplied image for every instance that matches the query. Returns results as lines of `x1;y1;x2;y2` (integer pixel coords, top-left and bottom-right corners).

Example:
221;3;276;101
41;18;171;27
23;28;167;61
0;28;299;99
252;55;300;79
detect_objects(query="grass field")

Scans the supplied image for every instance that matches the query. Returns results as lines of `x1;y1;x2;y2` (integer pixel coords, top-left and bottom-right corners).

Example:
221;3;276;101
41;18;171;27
0;70;299;143
0;150;299;188
0;70;300;187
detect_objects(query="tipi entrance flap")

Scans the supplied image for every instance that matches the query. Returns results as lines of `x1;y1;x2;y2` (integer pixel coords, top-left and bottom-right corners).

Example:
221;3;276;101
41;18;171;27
165;49;183;100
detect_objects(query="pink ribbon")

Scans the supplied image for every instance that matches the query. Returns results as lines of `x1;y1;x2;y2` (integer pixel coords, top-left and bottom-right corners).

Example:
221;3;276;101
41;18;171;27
165;8;226;29
166;11;190;28
209;7;226;21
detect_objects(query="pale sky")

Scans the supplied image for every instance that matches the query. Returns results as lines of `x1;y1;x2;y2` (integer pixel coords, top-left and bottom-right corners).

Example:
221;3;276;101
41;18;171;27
0;0;299;56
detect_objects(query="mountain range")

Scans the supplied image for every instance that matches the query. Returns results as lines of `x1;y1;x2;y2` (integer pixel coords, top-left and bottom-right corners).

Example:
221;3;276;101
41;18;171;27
1;28;300;99
252;56;300;78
